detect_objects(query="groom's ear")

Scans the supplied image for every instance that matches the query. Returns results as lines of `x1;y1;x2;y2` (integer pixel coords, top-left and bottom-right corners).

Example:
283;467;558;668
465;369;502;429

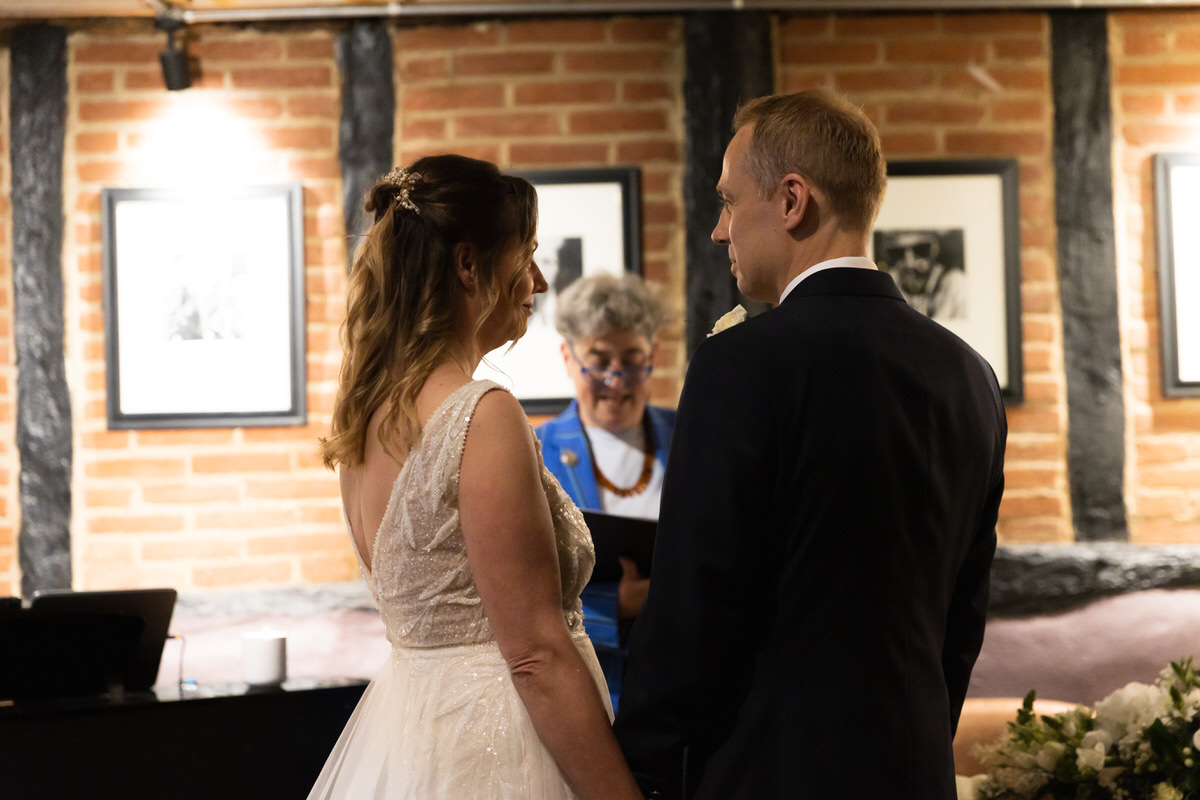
780;173;814;231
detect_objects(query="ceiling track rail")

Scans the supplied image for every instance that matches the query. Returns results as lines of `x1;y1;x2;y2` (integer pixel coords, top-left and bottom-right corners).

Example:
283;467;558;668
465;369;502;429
149;0;1200;25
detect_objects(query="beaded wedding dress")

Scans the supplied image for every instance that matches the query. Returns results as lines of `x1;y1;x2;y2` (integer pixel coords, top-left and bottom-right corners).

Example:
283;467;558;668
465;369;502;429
307;381;611;800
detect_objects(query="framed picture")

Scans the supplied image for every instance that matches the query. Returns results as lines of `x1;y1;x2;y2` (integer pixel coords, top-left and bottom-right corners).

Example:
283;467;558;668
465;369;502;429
474;167;641;414
1154;153;1200;397
100;184;307;429
872;159;1023;402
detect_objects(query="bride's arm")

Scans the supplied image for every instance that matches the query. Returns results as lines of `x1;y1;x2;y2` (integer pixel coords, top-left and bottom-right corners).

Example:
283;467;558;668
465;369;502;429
459;389;642;800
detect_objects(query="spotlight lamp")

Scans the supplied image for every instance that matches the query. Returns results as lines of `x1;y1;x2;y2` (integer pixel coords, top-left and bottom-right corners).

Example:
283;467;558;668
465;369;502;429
155;16;192;92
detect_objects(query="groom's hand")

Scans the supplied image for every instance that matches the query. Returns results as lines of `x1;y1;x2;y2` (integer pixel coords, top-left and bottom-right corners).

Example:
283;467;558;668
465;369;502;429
618;556;650;619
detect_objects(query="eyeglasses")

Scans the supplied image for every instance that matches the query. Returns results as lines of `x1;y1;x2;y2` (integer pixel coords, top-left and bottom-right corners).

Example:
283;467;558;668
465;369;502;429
886;242;935;261
568;344;654;388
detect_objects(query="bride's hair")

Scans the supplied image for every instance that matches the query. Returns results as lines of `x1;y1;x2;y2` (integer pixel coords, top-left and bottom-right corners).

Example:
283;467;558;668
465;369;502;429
320;154;538;469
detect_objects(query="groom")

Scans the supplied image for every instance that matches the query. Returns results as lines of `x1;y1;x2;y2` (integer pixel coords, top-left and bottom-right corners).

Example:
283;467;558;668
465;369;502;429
613;90;1007;799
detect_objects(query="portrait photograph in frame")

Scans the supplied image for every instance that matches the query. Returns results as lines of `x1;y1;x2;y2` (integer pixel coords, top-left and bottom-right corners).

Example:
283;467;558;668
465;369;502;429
1154;152;1200;397
872;158;1024;402
474;167;641;414
100;184;307;429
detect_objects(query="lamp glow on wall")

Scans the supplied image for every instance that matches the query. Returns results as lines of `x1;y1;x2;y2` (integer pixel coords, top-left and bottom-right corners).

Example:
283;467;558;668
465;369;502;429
156;15;191;91
132;96;277;186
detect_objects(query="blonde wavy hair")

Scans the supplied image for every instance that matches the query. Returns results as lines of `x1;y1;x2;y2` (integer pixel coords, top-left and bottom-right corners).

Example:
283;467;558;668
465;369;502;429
320;155;538;470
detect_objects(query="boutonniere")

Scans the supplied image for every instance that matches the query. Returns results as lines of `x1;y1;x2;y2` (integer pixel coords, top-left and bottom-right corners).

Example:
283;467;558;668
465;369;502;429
707;304;747;337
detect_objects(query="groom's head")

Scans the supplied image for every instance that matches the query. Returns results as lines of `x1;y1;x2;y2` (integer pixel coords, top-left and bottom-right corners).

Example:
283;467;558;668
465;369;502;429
733;90;886;233
711;90;886;303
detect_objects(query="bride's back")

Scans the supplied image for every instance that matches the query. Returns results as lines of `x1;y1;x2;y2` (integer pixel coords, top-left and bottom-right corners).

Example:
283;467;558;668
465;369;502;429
366;380;503;648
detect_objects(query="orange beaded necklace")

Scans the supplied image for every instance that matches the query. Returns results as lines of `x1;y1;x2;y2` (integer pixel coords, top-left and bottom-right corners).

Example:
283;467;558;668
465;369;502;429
583;415;655;498
593;449;655;498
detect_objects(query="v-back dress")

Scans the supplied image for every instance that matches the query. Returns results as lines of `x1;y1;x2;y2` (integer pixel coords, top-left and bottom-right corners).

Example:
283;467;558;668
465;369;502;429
307;380;611;800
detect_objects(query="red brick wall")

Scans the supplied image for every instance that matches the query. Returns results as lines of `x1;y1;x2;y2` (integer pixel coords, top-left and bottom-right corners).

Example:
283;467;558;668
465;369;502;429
58;15;689;593
4;10;1200;595
66;21;354;590
393;16;688;400
1112;11;1200;543
0;46;15;597
778;12;1067;544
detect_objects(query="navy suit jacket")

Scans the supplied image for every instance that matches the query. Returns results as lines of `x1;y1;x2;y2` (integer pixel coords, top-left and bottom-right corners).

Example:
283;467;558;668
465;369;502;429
613;268;1006;800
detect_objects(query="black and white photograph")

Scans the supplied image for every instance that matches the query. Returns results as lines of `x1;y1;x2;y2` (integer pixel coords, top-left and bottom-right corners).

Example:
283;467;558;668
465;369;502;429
1154;152;1200;396
101;184;307;429
474;167;641;414
874;159;1023;402
874;228;967;321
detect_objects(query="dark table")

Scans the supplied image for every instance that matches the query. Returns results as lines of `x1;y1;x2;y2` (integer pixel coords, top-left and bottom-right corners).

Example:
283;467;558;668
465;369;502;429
0;678;367;800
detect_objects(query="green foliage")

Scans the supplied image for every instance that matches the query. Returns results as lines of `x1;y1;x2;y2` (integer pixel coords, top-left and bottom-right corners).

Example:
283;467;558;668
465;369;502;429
972;658;1200;800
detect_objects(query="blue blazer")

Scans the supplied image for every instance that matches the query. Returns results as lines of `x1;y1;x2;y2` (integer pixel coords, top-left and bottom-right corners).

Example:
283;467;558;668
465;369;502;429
536;400;676;511
536;401;676;709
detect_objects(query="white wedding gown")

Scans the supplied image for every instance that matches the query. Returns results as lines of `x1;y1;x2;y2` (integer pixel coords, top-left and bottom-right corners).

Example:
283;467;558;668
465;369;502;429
307;380;612;800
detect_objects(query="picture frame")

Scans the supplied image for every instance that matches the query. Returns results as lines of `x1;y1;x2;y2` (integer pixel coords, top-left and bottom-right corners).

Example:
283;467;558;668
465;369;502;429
100;184;307;429
872;159;1023;402
474;167;642;415
1154;152;1200;397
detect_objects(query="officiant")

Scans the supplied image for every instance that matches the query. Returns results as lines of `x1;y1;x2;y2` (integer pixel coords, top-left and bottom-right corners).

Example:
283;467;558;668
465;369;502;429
535;273;675;707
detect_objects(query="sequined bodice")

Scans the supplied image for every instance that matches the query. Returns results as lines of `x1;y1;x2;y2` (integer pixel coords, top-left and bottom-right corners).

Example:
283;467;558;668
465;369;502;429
360;380;594;649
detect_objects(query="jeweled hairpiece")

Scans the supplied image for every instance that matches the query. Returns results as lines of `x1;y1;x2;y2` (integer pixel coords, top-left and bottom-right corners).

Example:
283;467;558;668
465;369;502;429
383;166;422;214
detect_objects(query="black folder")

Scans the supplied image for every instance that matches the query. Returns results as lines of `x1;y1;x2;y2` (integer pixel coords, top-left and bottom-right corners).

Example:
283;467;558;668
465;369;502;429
582;510;656;584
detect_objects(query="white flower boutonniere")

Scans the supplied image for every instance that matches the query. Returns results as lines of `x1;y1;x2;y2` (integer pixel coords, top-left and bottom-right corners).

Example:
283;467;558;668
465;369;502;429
707;304;747;337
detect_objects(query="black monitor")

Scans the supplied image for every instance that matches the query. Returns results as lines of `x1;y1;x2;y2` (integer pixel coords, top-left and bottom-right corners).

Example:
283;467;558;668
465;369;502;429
0;588;177;701
582;511;656;584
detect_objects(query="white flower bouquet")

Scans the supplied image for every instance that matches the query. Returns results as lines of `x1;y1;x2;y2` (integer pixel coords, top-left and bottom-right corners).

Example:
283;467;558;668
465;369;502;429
968;657;1200;800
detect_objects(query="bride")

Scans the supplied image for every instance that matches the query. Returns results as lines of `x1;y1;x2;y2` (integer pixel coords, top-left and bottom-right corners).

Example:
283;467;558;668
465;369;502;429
312;155;642;800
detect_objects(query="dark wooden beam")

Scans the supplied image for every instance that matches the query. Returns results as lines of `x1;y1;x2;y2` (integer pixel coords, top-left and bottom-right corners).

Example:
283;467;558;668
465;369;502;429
1051;11;1128;542
683;11;773;356
336;19;395;272
11;24;72;597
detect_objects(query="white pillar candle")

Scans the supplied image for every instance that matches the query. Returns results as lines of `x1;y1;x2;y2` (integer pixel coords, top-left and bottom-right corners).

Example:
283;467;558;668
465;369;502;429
241;629;287;686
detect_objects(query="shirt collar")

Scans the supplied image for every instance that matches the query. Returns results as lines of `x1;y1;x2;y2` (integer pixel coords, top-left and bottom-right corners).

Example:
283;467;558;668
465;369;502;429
778;256;878;305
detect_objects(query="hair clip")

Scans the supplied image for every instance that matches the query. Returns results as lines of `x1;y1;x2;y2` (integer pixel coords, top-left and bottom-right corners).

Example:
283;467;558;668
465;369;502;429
383;166;422;214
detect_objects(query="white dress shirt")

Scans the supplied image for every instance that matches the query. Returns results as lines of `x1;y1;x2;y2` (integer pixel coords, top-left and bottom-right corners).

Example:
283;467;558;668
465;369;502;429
778;256;878;305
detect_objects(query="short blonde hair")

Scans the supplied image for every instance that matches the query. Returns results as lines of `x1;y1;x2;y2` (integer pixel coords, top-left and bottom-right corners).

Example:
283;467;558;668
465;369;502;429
733;90;887;232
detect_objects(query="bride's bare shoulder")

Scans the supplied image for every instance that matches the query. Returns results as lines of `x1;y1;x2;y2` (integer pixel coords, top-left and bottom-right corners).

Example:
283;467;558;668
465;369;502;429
468;384;525;427
460;387;533;469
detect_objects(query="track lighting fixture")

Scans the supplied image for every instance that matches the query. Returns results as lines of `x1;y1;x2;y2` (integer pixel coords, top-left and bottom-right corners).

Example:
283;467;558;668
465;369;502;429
155;15;191;92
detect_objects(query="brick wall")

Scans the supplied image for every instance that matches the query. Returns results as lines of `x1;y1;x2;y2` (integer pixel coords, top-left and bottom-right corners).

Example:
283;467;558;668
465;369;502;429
3;14;693;598
0;46;14;597
65;21;354;590
1111;11;1200;543
778;12;1067;544
5;9;1200;595
393;16;688;401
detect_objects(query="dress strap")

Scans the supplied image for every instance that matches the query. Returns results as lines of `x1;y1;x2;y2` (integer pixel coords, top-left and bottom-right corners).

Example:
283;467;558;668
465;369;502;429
436;380;508;504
